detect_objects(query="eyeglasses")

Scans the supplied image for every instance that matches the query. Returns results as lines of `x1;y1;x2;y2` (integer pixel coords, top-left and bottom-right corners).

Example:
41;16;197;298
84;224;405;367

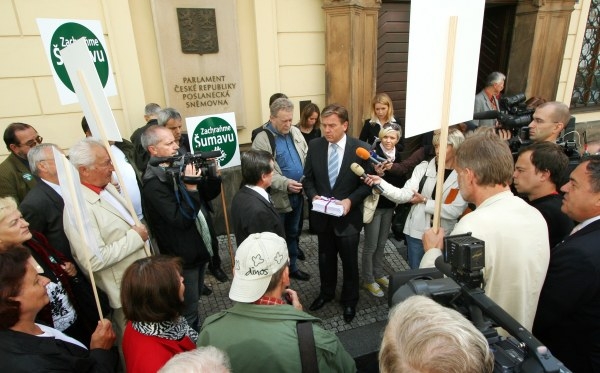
17;136;43;148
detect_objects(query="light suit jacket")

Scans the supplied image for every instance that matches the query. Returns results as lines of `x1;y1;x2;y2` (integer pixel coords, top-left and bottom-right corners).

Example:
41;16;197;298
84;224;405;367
63;183;146;309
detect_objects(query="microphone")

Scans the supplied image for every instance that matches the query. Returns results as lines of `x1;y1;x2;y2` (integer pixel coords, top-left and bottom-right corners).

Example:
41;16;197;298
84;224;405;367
370;150;387;163
350;162;384;194
148;156;175;166
434;255;452;278
356;147;381;165
472;110;500;120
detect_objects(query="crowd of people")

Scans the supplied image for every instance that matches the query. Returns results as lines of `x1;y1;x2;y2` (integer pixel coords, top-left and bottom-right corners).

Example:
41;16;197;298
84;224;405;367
0;80;598;372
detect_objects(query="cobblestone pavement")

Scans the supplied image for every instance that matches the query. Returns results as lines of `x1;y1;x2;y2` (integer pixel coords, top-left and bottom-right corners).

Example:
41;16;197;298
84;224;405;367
199;221;410;335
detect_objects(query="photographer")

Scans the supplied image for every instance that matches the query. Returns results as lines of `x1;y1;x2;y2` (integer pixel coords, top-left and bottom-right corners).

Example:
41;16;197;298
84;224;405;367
420;131;549;331
141;125;221;331
379;295;493;373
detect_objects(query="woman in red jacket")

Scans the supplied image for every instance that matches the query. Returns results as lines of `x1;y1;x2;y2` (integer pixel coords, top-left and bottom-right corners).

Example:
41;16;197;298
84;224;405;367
121;256;196;373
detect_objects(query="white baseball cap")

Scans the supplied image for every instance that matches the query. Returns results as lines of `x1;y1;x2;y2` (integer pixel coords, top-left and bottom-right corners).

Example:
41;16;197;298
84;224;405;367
229;232;289;302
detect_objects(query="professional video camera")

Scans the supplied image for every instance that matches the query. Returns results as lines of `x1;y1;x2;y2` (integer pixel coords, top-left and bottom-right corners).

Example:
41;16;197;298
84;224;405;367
149;150;221;184
389;233;571;373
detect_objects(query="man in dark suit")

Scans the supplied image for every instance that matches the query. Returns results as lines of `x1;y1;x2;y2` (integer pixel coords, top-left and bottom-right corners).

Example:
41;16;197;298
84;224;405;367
19;143;73;260
231;149;285;247
533;154;600;372
130;102;161;173
303;104;372;322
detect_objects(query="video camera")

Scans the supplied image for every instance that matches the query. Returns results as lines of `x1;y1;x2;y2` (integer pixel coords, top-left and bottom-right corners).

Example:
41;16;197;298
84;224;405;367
149;151;221;183
389;233;571;373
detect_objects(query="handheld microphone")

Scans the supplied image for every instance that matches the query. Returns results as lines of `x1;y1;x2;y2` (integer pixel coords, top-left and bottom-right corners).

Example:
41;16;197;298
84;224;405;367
350;162;384;194
356;147;381;165
472;110;500;120
148;157;174;167
370;150;387;163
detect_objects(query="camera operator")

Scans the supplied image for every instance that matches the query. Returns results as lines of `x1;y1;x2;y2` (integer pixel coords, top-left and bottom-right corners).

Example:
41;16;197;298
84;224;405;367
420;131;549;331
528;101;570;143
533;155;600;372
513;142;574;247
379;295;493;373
140;125;221;331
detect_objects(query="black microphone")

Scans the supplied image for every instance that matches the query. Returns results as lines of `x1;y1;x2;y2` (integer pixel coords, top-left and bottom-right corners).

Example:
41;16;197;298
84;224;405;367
350;162;384;194
434;255;452;277
472;110;500;120
356;147;381;165
148;156;175;167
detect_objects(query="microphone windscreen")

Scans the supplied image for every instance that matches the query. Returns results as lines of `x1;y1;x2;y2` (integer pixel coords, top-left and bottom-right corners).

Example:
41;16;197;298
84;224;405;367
350;162;365;176
356;147;371;160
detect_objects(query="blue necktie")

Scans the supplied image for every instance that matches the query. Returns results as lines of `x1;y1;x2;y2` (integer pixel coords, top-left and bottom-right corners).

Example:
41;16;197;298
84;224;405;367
328;143;339;188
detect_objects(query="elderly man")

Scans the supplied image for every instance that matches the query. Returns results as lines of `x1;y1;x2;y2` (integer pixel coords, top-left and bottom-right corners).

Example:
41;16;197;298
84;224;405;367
379;296;494;373
63;138;148;339
533;155;600;372
513;142;574;247
252;97;309;281
141;125;220;330
198;232;355;373
303;104;372;322
0;122;43;202
528;101;570;143
420;132;549;331
158;107;190;153
19;144;73;260
131;102;161;172
473;71;505;127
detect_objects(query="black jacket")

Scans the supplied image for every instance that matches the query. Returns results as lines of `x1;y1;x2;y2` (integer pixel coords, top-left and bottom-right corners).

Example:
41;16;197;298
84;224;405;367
0;328;117;373
142;165;221;268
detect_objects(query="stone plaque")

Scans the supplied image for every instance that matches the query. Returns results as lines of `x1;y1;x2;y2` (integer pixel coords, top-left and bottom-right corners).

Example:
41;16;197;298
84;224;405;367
177;8;219;54
152;0;246;128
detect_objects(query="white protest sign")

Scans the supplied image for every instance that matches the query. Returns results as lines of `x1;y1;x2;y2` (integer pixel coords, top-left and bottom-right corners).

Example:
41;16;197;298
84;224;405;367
60;38;122;142
404;0;485;138
186;112;241;170
53;147;102;261
37;19;117;105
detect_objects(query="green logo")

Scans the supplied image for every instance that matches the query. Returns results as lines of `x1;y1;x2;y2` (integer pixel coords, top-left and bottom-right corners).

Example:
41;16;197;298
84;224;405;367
50;22;109;92
192;117;237;166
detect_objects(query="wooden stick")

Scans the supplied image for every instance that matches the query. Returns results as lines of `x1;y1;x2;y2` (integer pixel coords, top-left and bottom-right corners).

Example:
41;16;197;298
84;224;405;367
432;16;458;234
60;153;104;320
77;70;151;257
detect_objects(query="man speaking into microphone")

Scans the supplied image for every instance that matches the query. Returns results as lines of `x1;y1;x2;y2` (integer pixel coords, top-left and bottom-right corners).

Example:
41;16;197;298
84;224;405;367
302;104;372;322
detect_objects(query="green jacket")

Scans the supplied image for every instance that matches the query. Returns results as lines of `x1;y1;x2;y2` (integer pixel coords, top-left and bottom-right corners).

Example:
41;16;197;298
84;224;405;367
0;153;37;203
198;303;356;373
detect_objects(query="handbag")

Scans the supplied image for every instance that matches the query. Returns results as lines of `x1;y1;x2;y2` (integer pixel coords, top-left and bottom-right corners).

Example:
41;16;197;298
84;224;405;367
391;171;428;240
363;193;380;224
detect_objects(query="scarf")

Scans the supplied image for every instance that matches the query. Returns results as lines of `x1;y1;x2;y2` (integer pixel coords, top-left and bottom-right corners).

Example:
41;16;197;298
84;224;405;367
132;316;198;343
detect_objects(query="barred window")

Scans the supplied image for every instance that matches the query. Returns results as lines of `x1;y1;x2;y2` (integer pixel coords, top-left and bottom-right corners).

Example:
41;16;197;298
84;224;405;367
571;0;600;109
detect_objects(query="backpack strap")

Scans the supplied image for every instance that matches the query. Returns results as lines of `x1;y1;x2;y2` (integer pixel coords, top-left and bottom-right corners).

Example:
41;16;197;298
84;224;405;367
297;321;319;373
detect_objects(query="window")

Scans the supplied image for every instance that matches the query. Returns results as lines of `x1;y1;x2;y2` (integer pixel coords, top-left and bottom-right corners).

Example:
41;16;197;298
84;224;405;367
571;0;600;109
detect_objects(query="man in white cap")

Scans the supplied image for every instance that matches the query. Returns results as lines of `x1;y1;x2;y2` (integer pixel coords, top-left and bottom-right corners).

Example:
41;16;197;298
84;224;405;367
197;232;355;373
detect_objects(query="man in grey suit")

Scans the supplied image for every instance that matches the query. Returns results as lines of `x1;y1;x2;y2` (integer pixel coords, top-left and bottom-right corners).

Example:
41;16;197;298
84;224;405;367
473;71;506;127
302;104;372;322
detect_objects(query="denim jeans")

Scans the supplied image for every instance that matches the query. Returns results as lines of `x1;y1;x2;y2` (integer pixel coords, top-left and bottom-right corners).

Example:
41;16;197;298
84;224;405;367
182;263;206;331
406;235;425;269
279;193;303;272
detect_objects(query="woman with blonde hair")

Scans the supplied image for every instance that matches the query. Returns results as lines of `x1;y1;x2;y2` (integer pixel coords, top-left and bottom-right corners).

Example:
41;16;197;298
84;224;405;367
365;127;469;269
359;93;400;146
